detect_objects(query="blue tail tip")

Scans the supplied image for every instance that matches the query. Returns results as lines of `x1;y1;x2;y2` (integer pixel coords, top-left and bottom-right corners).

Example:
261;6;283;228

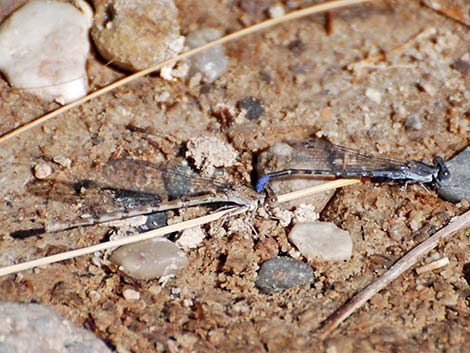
255;175;270;193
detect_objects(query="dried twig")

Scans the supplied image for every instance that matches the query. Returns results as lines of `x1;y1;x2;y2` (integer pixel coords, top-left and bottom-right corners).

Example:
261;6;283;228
314;209;470;340
415;256;449;275
347;27;436;72
0;0;374;145
0;178;359;277
0;207;247;277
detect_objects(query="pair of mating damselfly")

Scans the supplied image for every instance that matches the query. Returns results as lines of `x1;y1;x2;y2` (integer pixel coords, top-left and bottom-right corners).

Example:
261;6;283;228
12;139;449;238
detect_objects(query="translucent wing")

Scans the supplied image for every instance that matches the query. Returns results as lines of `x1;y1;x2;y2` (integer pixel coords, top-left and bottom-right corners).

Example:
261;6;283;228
292;139;406;173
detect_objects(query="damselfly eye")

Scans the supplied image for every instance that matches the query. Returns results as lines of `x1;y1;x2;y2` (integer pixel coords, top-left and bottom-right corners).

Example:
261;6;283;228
433;156;451;181
439;169;451;180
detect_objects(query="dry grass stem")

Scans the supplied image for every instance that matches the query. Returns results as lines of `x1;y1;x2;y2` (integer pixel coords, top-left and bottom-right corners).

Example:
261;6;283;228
0;0;374;145
314;209;470;340
0;207;247;277
348;27;436;72
421;0;470;26
0;178;358;277
415;256;449;275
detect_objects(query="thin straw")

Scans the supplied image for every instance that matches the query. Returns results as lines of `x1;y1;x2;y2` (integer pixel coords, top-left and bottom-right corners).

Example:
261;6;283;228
0;0;373;145
0;178;358;276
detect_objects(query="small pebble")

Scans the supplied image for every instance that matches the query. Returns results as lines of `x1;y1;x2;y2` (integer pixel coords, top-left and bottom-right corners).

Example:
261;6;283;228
365;87;382;104
255;256;314;294
110;238;188;280
0;301;112;353
0;0;92;103
91;0;183;71
122;288;141;301
288;222;353;261
268;3;285;18
237;96;264;120
238;0;274;15
404;114;422;130
388;219;411;241
176;226;205;249
452;56;470;76
34;163;53;179
437;147;470;202
186;28;228;83
52;155;72;168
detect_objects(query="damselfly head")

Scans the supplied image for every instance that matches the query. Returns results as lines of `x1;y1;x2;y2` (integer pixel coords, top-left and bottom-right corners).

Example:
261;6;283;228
433;156;450;182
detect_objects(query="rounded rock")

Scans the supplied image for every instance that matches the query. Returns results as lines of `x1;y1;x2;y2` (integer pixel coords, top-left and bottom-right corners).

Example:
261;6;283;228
255;256;314;294
34;163;53;179
0;301;112;353
110;237;188;280
91;0;183;71
288;222;353;261
0;0;93;103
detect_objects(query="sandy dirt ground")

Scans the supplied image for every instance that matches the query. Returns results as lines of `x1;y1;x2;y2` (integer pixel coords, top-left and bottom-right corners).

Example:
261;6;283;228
1;0;470;352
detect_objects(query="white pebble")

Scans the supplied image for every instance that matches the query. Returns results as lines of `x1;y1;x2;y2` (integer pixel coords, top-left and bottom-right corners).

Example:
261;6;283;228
110;238;188;280
186;28;228;83
176;226;205;249
269;4;285;18
0;0;92;103
288;222;353;261
33;163;52;179
365;87;382;104
122;288;141;301
52;155;72;168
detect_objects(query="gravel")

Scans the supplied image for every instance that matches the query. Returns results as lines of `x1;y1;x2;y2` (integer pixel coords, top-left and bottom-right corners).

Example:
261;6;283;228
255;256;314;294
237;96;265;120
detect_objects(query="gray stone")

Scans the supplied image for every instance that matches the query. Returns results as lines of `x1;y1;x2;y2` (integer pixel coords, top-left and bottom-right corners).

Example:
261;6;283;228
0;301;111;353
237;96;264;120
288;222;353;261
255;257;314;294
438;147;470;202
186;28;228;83
110;237;188;280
